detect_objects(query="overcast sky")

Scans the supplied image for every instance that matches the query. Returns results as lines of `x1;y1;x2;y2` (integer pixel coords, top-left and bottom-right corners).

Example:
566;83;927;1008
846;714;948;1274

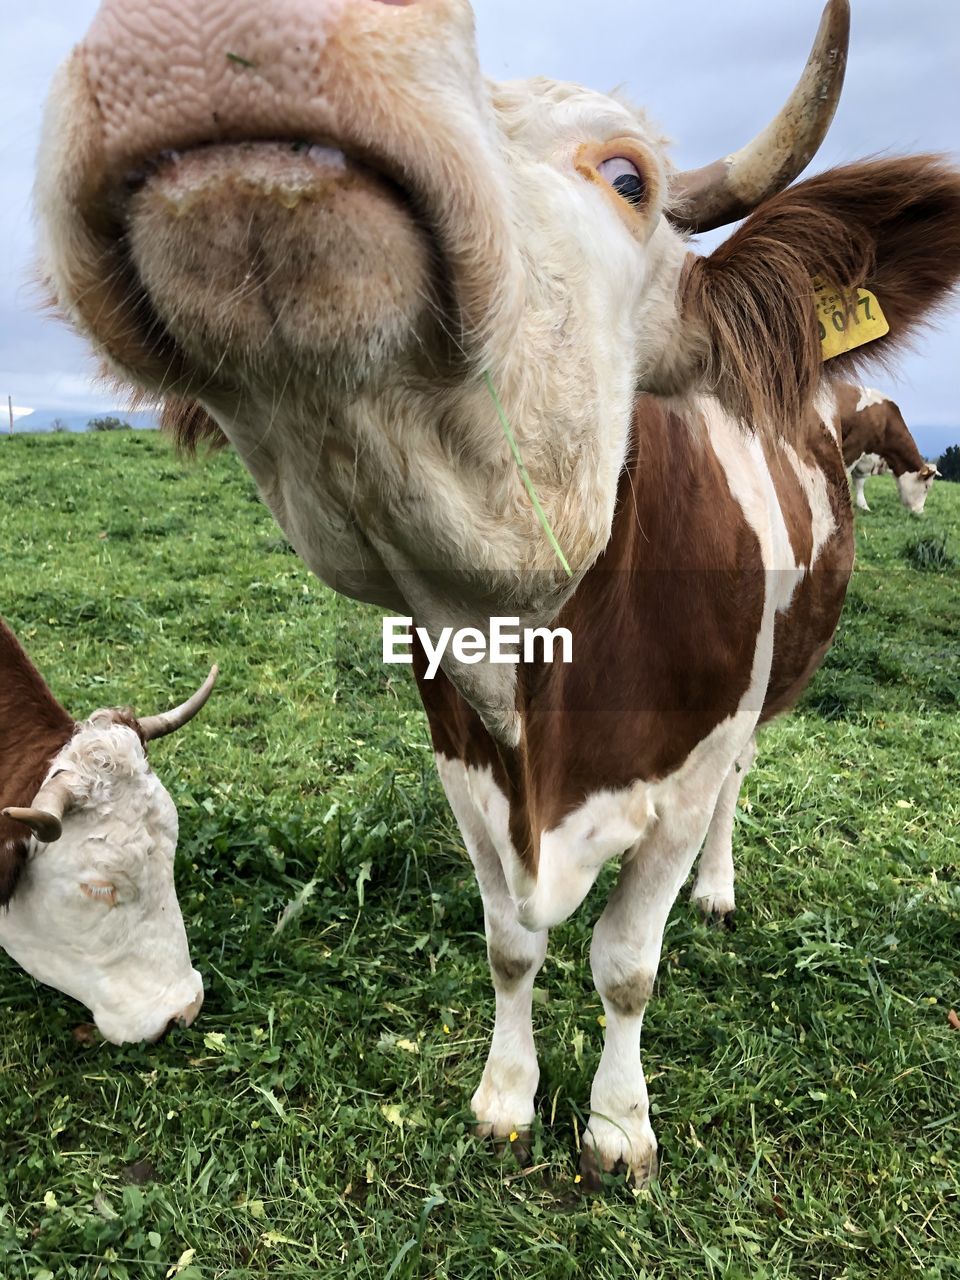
2;1;958;444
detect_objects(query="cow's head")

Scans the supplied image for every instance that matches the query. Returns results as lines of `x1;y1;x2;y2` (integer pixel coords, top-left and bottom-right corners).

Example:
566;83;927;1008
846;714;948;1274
1;668;217;1045
897;464;941;516
35;0;960;735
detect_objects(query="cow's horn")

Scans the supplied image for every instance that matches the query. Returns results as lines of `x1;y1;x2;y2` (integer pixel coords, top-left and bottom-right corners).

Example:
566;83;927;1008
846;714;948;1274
669;0;850;234
3;771;80;843
138;665;219;742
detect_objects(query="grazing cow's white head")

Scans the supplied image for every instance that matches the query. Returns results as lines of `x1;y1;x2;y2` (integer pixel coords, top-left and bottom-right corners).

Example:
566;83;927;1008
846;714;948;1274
897;465;941;516
1;671;217;1044
34;0;960;735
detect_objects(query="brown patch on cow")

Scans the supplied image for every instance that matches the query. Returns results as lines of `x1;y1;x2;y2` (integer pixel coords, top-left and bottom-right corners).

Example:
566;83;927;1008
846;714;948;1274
487;946;534;988
521;401;765;836
680;157;960;441
602;971;654;1018
413;644;502;777
0;619;76;905
836;382;927;476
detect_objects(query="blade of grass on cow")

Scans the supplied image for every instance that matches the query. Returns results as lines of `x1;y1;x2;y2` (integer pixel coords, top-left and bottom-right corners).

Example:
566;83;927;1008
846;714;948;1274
484;371;573;578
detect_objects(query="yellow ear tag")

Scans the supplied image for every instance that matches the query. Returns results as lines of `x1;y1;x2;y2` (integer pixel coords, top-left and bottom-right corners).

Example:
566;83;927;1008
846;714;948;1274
813;276;890;361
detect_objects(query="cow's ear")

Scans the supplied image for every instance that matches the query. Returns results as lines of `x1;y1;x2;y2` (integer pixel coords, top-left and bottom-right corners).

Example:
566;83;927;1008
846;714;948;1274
672;156;960;439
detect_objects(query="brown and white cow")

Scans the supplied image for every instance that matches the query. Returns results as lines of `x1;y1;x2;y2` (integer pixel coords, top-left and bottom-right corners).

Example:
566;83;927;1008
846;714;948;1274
1;618;216;1044
839;383;941;513
35;0;960;1184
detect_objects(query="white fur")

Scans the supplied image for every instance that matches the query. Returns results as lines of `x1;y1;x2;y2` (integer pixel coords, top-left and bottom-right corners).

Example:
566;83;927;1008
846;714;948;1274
0;720;202;1044
436;756;545;1137
896;469;936;515
856;386;887;412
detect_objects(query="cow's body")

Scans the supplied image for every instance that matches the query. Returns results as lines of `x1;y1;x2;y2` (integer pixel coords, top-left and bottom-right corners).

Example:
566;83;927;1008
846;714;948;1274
416;391;852;1171
839;384;939;513
36;0;960;1185
0;618;211;1043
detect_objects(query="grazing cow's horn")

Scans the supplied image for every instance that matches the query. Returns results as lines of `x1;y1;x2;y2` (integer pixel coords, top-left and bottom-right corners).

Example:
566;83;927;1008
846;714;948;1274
669;0;850;234
3;772;80;843
138;665;219;742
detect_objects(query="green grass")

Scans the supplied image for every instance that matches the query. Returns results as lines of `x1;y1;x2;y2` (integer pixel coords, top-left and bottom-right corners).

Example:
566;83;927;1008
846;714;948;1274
1;434;959;1279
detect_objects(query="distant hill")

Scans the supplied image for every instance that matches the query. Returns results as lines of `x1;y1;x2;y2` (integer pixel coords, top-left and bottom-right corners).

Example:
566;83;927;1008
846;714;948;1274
2;407;160;435
4;405;956;462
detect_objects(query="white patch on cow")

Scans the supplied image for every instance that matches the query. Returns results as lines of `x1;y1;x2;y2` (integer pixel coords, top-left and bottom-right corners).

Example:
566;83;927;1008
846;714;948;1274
782;441;837;566
0;720;202;1044
519;783;655;931
856;386;887;412
435;756;545;1137
896;469;935;515
849;452;887;479
815;382;841;444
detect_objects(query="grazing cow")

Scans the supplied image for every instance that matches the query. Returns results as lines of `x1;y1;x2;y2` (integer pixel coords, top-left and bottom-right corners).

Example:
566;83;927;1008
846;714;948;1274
36;0;960;1184
839;384;941;513
0;618;216;1044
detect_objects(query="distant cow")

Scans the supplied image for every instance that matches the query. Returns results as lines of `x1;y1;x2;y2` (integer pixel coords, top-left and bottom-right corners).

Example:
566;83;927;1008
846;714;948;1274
36;0;960;1187
0;618;216;1044
839;384;941;514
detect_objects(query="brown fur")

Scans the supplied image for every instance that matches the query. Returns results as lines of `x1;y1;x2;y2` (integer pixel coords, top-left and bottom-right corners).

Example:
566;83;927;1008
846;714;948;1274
417;396;852;875
835;383;930;475
160;397;228;454
681;157;960;440
0;620;76;906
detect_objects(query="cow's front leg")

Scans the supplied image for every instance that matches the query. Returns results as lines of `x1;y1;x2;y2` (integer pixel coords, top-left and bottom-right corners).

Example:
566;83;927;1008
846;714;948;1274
436;759;547;1146
470;862;548;1148
691;736;757;920
584;818;710;1188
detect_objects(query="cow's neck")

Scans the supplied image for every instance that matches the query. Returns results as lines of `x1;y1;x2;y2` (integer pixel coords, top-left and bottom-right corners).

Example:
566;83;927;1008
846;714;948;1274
0;623;74;772
0;622;75;905
206;376;634;742
878;419;925;476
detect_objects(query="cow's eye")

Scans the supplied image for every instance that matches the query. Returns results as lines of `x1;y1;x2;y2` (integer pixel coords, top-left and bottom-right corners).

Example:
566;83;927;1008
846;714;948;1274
597;157;646;207
81;881;119;906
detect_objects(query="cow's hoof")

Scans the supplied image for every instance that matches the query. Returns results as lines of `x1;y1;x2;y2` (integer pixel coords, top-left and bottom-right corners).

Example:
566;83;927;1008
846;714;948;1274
475;1125;533;1167
471;1070;536;1162
691;887;736;923
580;1120;658;1191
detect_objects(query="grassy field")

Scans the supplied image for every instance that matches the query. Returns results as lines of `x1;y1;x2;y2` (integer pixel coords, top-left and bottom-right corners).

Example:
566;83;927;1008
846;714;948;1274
1;431;958;1280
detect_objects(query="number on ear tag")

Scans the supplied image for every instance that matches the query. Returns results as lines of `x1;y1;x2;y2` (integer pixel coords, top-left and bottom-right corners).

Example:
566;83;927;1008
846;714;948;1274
813;277;890;361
